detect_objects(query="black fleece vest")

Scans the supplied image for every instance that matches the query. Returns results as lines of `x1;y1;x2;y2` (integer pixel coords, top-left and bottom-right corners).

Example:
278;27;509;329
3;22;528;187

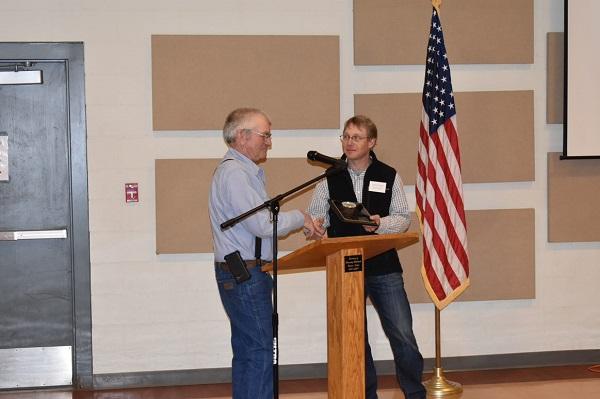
326;152;402;275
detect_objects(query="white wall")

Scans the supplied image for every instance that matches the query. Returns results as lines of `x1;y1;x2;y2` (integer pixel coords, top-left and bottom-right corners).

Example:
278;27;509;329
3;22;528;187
1;0;598;374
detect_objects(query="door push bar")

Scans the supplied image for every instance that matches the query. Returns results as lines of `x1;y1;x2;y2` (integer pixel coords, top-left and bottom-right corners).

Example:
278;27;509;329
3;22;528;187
0;229;67;241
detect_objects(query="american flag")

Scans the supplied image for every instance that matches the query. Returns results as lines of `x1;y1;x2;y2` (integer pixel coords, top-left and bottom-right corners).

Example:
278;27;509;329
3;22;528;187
416;7;469;310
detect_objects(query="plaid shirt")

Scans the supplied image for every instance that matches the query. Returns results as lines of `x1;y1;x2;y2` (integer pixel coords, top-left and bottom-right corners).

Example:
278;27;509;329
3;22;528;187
307;167;411;234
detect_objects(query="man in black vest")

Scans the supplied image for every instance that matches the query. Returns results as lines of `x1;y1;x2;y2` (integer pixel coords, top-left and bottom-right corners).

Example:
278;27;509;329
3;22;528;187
307;115;426;399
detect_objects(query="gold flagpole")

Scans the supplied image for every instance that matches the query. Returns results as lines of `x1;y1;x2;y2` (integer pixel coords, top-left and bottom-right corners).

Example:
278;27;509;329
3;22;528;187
423;307;462;397
423;1;464;397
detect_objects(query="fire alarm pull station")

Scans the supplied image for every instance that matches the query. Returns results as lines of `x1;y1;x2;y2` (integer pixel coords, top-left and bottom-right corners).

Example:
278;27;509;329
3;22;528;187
125;183;139;203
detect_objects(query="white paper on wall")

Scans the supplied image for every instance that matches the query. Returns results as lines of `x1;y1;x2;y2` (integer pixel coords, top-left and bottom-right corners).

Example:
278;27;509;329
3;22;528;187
0;132;8;182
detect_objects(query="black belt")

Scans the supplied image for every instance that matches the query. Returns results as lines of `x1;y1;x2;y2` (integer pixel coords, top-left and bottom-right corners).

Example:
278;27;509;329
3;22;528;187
215;259;271;273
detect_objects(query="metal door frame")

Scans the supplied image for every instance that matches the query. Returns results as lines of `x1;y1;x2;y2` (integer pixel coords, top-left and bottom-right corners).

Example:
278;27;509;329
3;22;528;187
0;42;92;388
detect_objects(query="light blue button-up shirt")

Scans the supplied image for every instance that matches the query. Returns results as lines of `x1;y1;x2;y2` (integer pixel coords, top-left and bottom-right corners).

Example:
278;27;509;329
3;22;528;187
209;148;304;262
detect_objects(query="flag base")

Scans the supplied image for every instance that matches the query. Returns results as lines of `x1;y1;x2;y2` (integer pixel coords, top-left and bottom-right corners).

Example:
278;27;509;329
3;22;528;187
423;367;463;398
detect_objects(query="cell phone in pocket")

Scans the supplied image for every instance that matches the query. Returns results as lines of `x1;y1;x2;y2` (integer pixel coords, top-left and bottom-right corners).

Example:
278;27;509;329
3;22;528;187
224;250;251;283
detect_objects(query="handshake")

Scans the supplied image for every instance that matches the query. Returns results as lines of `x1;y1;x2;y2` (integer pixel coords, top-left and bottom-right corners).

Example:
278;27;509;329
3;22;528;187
301;212;325;240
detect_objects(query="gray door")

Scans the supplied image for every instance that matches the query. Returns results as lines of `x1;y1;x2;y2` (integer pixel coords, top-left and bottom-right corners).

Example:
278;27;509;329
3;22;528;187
0;44;92;389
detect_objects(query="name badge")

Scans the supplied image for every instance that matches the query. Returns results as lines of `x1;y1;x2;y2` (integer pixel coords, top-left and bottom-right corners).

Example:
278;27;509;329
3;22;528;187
368;181;386;193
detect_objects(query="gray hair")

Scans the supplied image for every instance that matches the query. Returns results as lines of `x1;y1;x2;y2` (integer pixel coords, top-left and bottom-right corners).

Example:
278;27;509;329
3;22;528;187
222;108;270;145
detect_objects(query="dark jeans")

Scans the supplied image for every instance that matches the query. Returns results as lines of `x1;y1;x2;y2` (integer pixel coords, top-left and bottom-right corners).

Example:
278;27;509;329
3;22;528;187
365;272;426;399
215;265;273;399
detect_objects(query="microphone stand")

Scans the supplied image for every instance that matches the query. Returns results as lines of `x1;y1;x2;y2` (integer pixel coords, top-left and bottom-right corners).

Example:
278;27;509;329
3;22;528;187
220;165;343;399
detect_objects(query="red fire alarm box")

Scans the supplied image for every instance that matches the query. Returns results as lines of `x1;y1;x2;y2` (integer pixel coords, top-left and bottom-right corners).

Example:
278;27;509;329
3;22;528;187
125;183;139;203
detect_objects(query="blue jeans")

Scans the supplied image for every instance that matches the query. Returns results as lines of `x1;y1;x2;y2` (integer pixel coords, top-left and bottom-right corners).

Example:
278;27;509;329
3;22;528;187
365;272;426;399
215;265;273;399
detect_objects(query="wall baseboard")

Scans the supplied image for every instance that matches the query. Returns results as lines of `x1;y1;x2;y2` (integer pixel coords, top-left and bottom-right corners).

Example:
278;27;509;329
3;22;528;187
92;349;600;389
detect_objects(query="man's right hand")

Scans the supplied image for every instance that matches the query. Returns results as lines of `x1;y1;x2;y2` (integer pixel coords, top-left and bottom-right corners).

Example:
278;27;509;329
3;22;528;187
302;212;325;240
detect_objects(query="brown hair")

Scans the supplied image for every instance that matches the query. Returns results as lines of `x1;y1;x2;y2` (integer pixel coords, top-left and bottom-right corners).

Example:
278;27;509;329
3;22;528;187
343;115;377;139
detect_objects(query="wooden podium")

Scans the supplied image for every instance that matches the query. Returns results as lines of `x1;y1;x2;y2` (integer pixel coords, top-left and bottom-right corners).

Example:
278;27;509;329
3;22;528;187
264;232;419;399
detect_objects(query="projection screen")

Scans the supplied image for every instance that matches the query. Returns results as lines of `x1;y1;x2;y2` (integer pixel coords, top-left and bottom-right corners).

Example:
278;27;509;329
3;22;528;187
564;0;600;158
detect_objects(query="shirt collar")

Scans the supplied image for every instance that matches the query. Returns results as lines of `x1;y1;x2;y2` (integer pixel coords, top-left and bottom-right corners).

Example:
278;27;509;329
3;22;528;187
343;150;377;175
225;147;262;177
348;167;366;178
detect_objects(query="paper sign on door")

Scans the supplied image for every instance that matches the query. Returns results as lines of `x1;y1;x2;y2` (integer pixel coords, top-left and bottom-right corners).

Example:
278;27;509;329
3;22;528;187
0;132;8;182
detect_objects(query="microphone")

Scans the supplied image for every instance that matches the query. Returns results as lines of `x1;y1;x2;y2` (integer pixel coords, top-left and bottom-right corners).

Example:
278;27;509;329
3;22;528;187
307;151;346;169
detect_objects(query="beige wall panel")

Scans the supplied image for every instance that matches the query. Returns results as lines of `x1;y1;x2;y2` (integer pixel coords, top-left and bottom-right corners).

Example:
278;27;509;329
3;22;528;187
155;159;219;254
274;206;535;303
265;160;327;251
548;153;600;242
152;35;340;130
355;91;534;185
156;158;537;308
155;158;324;254
547;32;564;124
354;0;533;65
402;209;535;303
354;93;420;185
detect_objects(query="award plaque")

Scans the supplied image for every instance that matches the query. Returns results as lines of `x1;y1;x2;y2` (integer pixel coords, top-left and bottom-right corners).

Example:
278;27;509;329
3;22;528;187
328;199;378;226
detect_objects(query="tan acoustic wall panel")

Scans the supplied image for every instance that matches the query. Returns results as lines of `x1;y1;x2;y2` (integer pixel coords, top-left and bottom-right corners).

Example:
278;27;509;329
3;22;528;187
547;32;564;124
354;0;533;65
355;91;534;185
156;158;535;302
155;157;325;254
265;161;329;251
548;153;600;242
152;35;340;131
402;209;536;303
155;159;220;254
278;208;535;303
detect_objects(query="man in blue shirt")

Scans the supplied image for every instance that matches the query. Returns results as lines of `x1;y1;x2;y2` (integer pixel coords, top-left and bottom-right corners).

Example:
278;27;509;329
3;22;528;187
209;108;322;399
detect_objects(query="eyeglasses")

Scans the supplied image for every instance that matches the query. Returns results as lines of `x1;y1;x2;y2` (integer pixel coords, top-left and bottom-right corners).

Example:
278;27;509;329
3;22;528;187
339;134;369;143
244;129;273;140
244;128;272;140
